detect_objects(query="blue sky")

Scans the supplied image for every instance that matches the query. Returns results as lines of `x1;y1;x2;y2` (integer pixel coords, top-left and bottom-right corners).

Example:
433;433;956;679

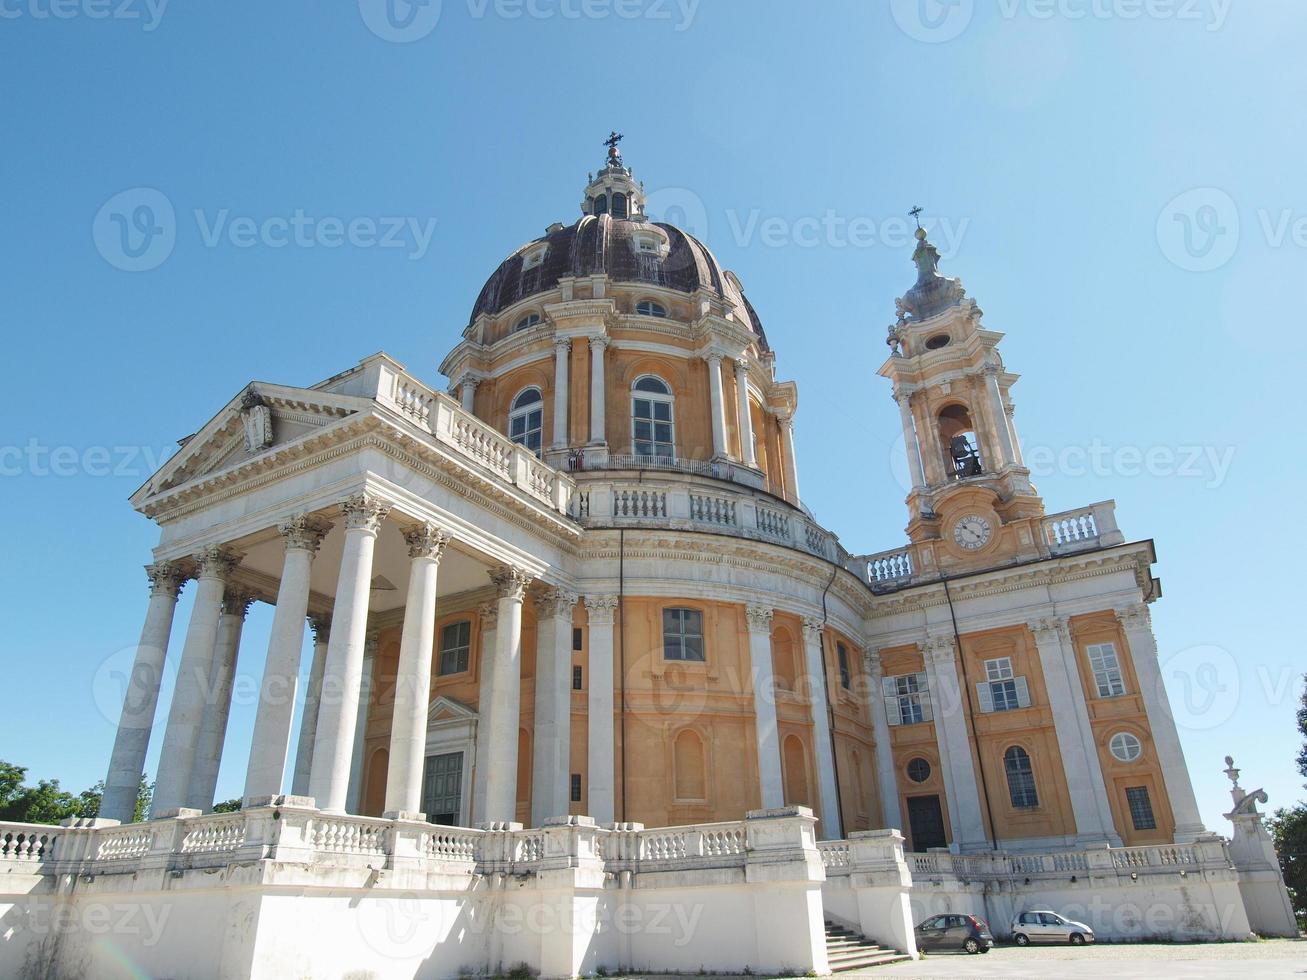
1;1;1302;833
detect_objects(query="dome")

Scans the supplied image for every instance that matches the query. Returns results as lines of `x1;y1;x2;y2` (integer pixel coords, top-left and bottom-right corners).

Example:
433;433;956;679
468;215;769;350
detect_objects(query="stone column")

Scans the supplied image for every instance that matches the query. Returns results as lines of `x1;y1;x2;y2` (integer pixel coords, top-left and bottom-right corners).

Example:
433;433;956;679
705;353;727;459
1029;617;1122;845
346;632;379;814
532;589;579;825
153;546;241;816
102;561;186;823
460;374;478;414
551;338;571;450
983;365;1017;468
778;415;801;503
1116;603;1207;842
585;594;619;824
734;359;757;466
383;524;449;818
800;618;842;839
189;591;254;811
291;615;331;797
309;492;390;814
894;387;926;490
1005;400;1025;466
243;515;331;803
864;652;903;831
472;601;498;822
588;335;608;445
745;604;784;809
922;635;987;851
483;565;532;823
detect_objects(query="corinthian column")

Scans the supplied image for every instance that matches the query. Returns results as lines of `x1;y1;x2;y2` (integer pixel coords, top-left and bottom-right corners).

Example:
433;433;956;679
801;617;842;839
483;565;533;823
384;523;449;818
153;546;241;816
585;594;620;824
922;636;987;851
864;651;903;831
745;603;784;809
309;492;390;814
472;601;498;822
735;359;757;466
778;415;801;503
588;335;608;445
190;590;254;810
291;615;331;797
101;561;186;823
706;353;727;459
551;338;571;450
244;515;331;803
460;374;479;414
531;588;579;825
894;387;926;490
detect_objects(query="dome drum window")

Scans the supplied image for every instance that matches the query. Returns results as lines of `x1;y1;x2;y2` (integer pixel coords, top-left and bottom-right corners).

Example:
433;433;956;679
632;375;675;459
634;300;668;318
513;312;542;333
509;387;544;455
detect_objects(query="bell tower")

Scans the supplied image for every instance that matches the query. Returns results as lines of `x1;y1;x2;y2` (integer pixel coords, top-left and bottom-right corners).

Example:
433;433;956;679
879;219;1045;572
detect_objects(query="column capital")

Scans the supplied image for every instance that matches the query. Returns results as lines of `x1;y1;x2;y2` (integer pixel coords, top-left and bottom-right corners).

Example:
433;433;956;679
341;492;391;533
703;351;723;367
221;590;257;618
459;372;480;391
733;357;749;376
982;362;1002;378
278;513;332;553
1028;615;1071;645
308;614;331;643
588;333;610;351
584;594;619;625
776;413;794;431
195;545;242;582
1114;602;1152;631
489;564;532;601
922;633;957;665
477;600;499;631
892;385;916;405
864;649;884;680
553;335;573;353
745;603;774;633
538;588;579;620
801;615;824;640
403;522;450;561
145;561;186;599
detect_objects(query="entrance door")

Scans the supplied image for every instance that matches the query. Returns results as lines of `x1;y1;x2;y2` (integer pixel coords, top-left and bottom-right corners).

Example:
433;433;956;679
906;794;947;852
422;752;464;826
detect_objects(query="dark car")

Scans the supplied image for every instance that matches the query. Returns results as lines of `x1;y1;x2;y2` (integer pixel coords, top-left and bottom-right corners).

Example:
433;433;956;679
914;913;994;954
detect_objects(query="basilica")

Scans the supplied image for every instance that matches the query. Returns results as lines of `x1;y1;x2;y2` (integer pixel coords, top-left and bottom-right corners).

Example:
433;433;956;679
1;140;1296;978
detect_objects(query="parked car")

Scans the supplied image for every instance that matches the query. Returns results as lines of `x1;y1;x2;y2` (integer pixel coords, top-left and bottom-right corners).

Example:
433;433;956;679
914;913;994;954
1010;910;1096;945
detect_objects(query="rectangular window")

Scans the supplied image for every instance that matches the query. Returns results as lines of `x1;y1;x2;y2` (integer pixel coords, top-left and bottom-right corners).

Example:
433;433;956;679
883;672;931;726
570;773;583;803
437;620;472;676
837;642;851;690
1087;642;1127;698
1126;786;1157;830
663;608;705;662
978;657;1030;712
572;665;583;690
572;627;584;651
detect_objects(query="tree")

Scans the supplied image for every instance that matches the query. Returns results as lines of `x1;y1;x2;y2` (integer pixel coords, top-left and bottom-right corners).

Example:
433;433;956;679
0;762;152;825
1269;673;1307;928
76;776;154;824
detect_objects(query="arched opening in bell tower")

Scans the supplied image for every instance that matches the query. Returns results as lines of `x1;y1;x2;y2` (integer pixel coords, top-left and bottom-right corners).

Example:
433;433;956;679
938;403;983;480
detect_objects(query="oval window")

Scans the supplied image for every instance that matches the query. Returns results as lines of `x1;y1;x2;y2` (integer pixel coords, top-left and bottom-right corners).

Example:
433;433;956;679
906;758;931;783
925;333;951;350
1109;732;1143;762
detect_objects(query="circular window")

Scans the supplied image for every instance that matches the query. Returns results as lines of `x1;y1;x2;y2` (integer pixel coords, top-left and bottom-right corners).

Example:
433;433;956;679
1109;732;1143;762
906;758;932;783
925;333;951;350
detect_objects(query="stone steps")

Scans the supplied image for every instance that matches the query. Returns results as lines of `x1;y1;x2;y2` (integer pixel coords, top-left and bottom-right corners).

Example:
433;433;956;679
824;921;912;972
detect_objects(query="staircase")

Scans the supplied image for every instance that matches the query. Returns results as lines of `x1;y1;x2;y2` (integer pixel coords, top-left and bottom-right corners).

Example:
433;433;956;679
823;920;911;972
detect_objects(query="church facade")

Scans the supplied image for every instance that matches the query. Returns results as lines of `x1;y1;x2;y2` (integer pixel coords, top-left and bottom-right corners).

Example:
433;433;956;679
2;142;1295;978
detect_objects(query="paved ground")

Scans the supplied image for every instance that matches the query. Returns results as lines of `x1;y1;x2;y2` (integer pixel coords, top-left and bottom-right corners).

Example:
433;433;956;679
852;938;1306;978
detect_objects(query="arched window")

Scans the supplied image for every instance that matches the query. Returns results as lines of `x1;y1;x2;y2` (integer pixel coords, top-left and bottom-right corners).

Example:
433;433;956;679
509;387;544;455
1004;746;1039;809
592;194;608;215
611;192;628;218
938;404;983;479
782;735;810;807
632;375;674;459
836;642;851;690
635;299;668;318
513;312;542;332
673;730;706;801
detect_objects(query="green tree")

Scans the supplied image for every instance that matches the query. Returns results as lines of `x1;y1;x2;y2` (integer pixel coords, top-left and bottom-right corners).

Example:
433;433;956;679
0;762;152;825
1268;673;1307;928
76;776;154;824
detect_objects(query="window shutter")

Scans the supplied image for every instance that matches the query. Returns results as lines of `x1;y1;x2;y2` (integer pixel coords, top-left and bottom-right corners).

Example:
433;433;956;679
917;672;933;722
881;676;897;698
976;682;994;713
884;696;902;726
1015;676;1031;708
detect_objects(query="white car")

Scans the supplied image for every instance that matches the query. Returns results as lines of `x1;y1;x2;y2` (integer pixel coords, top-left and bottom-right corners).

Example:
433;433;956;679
1010;910;1096;945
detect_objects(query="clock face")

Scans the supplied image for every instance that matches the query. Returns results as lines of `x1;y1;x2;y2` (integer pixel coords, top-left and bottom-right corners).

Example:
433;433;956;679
953;514;993;551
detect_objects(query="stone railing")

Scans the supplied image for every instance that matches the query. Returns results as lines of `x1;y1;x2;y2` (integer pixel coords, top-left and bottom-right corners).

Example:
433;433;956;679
570;474;842;562
903;838;1228;883
847;546;916;588
1042;500;1124;555
601;820;750;872
351;354;576;516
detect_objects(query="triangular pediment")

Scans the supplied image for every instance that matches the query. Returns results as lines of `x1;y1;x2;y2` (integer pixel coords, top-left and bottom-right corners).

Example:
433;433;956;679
427;695;478;726
131;382;369;506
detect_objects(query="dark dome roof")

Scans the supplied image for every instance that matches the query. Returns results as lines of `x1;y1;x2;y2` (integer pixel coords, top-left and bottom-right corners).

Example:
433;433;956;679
469;214;769;350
